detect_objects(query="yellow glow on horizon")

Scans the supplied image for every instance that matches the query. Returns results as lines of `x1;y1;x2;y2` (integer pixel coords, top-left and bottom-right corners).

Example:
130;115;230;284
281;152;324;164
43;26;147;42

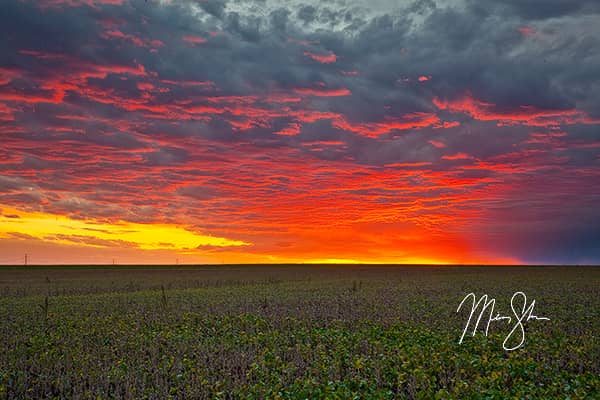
303;256;452;265
0;206;519;265
305;258;367;264
0;206;250;251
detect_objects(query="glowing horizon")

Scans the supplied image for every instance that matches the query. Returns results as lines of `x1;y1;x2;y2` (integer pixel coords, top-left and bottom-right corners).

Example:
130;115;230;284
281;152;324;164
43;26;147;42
0;204;519;265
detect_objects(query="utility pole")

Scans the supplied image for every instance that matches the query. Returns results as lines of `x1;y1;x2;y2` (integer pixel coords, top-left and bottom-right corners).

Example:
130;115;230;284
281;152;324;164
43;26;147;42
24;253;28;266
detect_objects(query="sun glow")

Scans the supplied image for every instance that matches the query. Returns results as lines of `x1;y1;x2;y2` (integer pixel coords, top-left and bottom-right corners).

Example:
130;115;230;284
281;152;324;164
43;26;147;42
0;206;250;251
303;257;450;265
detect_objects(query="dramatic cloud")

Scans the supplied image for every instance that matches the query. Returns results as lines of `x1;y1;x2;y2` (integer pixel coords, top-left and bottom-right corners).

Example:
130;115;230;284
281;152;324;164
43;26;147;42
0;0;599;264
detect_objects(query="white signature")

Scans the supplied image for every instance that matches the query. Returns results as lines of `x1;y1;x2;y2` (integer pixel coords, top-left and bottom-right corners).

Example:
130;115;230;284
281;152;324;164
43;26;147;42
456;292;550;351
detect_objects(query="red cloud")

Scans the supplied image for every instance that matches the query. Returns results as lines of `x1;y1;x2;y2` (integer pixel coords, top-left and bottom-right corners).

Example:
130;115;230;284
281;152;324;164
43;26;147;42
304;51;337;64
136;82;155;91
433;93;599;127
39;0;123;8
182;35;207;45
0;52;146;107
434;121;460;129
301;140;346;146
0;87;68;104
518;26;536;37
0;67;19;86
442;153;473;161
333;112;440;137
290;110;340;123
0;103;17;121
263;94;302;103
385;162;432;168
18;50;64;59
102;29;164;49
275;123;302;136
428;140;446;148
294;87;351;97
91;63;146;77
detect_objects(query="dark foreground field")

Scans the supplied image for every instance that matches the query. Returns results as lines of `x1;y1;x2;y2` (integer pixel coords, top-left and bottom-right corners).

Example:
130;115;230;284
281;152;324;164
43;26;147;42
0;265;598;399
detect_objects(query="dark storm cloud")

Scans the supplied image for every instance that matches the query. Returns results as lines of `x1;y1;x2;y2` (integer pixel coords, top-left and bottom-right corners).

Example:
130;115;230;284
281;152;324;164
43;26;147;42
468;0;600;20
1;0;598;161
297;6;318;24
198;0;227;19
2;0;598;115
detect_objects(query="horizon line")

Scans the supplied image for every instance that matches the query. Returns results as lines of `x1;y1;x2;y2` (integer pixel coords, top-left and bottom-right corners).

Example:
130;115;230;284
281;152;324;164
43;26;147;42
1;263;598;268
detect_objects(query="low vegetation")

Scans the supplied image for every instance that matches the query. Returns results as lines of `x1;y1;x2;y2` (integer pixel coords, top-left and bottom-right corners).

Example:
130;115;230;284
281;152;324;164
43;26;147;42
0;265;598;399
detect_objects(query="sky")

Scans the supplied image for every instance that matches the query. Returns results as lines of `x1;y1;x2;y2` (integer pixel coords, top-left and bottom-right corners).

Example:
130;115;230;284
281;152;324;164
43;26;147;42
1;0;599;265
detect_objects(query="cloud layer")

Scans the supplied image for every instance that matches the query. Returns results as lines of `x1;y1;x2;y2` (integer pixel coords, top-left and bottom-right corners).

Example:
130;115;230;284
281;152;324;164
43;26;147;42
1;0;599;264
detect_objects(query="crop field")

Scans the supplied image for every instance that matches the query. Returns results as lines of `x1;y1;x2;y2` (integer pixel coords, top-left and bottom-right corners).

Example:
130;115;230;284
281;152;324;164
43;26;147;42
0;265;599;399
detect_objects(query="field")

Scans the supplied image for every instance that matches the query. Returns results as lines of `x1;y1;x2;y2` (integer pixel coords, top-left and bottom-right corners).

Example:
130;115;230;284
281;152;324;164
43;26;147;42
0;265;599;399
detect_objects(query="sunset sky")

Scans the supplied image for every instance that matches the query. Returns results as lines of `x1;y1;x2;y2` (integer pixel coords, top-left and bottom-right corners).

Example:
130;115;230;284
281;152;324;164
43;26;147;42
1;0;600;265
